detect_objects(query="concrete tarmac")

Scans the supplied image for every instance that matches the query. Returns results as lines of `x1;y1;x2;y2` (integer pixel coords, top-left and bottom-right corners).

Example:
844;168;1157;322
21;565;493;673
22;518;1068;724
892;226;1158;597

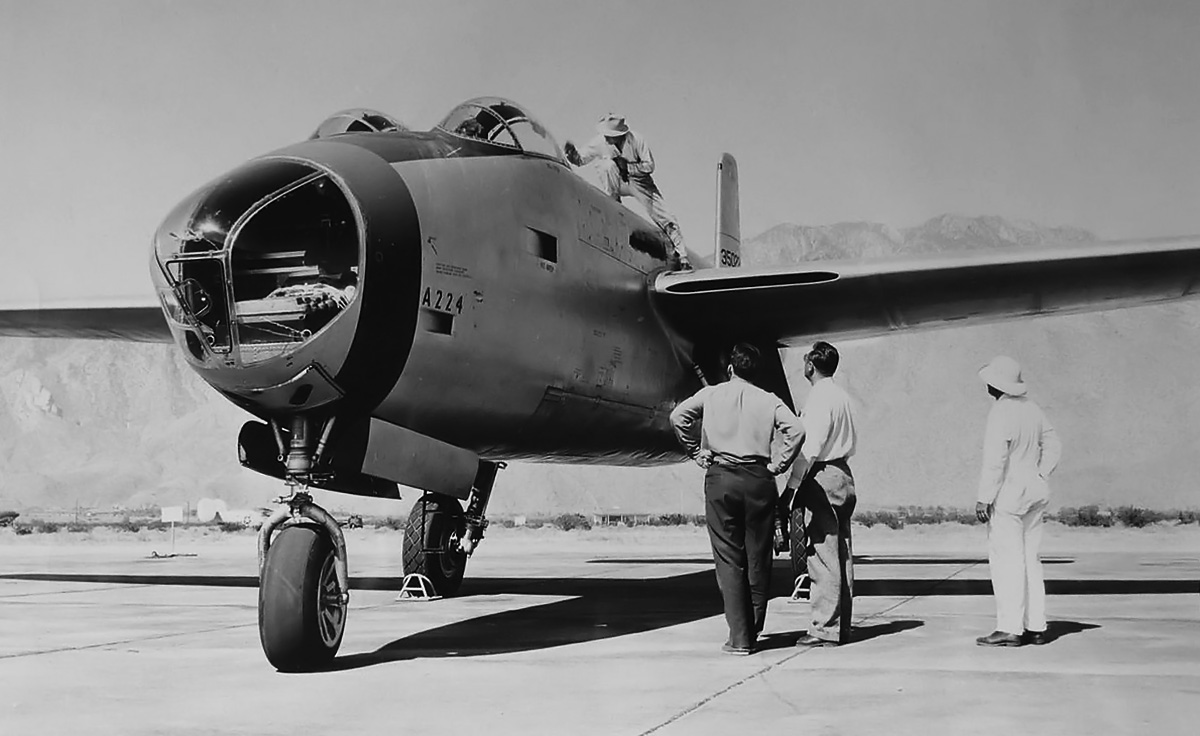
1;524;1198;735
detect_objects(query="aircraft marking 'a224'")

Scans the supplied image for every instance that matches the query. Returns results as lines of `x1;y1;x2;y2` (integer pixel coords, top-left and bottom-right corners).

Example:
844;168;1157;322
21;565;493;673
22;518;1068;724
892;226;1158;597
3;96;1199;670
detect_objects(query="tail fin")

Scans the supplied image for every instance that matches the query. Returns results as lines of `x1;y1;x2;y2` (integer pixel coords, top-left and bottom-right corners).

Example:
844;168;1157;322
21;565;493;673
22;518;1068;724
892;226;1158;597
715;153;741;268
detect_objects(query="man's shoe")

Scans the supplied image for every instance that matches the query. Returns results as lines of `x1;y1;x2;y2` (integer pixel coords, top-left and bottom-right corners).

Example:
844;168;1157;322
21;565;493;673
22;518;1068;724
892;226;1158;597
795;634;838;648
721;642;752;656
976;631;1023;647
1023;630;1048;646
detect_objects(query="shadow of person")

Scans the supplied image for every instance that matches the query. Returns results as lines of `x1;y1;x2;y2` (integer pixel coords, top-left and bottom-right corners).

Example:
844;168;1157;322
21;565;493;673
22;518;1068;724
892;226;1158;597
1042;620;1100;644
848;618;925;644
764;620;924;649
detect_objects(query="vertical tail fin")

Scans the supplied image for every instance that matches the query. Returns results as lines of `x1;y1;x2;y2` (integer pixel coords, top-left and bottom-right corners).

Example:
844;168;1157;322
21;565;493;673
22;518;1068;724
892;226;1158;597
715;153;741;268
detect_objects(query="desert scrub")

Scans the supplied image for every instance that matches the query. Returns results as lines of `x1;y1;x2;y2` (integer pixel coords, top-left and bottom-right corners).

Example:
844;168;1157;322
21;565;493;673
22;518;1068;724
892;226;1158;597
553;513;592;531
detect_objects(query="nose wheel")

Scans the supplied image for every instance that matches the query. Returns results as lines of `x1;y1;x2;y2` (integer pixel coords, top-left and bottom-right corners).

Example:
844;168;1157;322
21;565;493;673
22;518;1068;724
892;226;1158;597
259;523;347;671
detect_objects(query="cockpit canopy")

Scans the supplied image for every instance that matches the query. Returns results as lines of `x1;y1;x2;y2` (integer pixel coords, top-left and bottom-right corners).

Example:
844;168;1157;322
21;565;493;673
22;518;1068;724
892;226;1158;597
436;96;564;162
311;108;407;139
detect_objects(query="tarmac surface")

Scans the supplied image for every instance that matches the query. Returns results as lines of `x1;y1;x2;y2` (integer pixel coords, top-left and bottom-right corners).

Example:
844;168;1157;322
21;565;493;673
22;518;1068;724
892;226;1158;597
1;523;1198;735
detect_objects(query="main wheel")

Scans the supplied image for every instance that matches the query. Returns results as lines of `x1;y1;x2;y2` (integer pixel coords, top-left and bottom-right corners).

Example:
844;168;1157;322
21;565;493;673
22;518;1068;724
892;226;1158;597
259;524;346;671
402;495;467;597
789;505;809;593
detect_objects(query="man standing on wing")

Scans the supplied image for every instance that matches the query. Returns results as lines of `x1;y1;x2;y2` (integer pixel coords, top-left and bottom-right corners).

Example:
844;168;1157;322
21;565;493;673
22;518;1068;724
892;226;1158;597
974;356;1062;647
670;343;804;654
786;341;858;647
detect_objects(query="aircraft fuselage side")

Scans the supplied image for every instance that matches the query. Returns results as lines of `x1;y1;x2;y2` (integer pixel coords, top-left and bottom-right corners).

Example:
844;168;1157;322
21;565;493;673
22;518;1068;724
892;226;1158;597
381;155;694;464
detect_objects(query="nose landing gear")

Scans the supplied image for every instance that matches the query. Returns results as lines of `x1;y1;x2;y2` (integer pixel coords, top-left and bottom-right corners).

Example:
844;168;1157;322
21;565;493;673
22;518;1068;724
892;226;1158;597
256;415;349;671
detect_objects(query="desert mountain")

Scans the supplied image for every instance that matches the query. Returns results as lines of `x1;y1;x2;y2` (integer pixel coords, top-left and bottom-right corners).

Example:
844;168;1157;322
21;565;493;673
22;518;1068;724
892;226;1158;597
1;214;1197;516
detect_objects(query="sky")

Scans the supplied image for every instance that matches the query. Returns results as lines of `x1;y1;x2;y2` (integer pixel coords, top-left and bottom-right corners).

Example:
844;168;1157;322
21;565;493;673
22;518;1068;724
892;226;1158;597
2;0;1199;302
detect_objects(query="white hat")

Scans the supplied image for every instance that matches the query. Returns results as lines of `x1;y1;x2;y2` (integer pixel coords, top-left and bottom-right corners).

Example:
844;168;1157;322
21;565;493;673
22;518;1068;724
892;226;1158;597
978;355;1027;397
596;114;630;137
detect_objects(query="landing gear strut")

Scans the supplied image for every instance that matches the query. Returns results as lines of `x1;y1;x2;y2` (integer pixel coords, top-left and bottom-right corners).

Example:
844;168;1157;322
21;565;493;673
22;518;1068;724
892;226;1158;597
402;460;504;597
256;414;348;671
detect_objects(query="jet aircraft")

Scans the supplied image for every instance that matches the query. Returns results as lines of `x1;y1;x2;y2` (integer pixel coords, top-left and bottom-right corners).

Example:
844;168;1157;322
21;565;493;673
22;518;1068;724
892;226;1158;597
3;96;1200;671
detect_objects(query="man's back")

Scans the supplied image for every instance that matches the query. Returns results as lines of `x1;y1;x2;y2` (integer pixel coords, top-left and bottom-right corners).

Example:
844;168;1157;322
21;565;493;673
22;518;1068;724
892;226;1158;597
670;376;801;468
800;377;857;463
979;395;1062;512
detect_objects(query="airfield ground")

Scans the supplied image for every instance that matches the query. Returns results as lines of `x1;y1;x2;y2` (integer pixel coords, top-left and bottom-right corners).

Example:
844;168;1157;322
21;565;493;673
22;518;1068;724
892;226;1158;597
1;523;1197;735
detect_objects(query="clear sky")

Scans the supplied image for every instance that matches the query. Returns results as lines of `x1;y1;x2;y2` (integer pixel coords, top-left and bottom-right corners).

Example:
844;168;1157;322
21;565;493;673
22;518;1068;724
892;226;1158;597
2;0;1199;302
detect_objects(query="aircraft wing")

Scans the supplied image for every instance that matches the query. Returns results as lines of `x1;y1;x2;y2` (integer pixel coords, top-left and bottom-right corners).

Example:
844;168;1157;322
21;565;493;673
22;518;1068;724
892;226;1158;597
653;237;1200;347
0;299;171;342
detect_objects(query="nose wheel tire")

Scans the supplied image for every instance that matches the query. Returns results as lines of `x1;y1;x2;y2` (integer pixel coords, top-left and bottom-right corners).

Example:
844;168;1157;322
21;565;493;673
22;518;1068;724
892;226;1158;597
259;524;346;672
402;495;468;597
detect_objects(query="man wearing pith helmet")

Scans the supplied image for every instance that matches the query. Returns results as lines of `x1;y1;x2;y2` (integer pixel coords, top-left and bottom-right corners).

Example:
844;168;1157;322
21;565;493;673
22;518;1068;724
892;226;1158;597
563;113;691;270
974;356;1063;647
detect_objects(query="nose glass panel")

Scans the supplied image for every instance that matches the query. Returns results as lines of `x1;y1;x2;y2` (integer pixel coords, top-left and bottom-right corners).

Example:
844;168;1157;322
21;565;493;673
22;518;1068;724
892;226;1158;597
152;159;361;366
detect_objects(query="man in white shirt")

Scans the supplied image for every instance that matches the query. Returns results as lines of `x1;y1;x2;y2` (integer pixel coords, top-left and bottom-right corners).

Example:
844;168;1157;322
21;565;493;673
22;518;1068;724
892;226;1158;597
974;356;1062;647
785;341;858;647
564;113;691;270
671;343;804;654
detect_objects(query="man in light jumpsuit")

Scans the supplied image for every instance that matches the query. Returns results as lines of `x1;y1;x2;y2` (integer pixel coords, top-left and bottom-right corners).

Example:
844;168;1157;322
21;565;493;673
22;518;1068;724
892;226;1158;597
974;355;1063;647
564;113;691;270
785;341;858;647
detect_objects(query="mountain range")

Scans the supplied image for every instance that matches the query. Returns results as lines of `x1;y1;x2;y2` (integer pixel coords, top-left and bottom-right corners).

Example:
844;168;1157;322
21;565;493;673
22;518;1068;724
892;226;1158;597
2;214;1198;516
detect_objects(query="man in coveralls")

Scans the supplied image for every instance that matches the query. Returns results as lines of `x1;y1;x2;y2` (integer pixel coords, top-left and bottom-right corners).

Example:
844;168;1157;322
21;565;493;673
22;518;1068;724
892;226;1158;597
564;113;692;270
974;355;1062;647
670;343;804;654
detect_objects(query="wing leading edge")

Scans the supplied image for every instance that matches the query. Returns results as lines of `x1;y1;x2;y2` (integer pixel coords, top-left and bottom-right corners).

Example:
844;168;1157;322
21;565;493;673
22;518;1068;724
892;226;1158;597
0;301;171;342
653;237;1200;347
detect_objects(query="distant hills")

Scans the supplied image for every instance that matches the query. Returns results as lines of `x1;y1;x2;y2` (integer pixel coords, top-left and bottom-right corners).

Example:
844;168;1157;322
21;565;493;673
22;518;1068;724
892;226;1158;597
745;214;1095;265
2;214;1198;516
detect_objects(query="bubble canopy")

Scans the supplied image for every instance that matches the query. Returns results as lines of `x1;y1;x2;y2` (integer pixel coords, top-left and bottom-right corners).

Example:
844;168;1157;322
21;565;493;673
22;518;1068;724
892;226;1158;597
436;96;564;161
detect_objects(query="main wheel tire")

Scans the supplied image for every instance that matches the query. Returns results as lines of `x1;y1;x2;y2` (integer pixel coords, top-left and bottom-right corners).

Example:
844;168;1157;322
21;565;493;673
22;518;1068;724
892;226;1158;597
402;495;467;597
789;505;808;584
259;524;346;672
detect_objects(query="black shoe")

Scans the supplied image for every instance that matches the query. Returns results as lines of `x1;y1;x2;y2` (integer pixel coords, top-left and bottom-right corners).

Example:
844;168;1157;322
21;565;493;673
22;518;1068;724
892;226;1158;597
1023;630;1048;646
795;634;838;648
976;631;1023;647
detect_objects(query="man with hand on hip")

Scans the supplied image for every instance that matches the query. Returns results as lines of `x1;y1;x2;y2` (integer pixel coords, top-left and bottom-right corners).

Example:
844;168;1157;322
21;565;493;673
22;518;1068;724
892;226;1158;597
670;343;803;654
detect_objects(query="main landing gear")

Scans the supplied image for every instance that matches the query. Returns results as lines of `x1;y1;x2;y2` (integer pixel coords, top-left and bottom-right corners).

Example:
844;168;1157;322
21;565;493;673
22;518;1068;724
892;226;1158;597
254;414;504;670
402;461;504;597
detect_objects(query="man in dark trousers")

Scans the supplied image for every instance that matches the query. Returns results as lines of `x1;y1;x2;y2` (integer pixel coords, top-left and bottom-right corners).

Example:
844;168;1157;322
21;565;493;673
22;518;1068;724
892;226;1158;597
670;344;804;654
786;341;858;647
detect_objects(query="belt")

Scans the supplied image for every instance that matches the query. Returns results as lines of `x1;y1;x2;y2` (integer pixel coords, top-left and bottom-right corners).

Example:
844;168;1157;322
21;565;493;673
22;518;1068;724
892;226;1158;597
712;456;768;467
812;457;849;470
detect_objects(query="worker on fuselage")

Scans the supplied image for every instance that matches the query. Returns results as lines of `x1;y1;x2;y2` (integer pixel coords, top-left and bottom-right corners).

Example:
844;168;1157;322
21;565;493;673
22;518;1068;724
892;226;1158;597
565;114;691;270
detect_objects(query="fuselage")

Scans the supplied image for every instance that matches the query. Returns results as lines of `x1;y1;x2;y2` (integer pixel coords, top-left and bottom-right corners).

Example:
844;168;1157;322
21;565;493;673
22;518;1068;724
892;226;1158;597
151;106;698;476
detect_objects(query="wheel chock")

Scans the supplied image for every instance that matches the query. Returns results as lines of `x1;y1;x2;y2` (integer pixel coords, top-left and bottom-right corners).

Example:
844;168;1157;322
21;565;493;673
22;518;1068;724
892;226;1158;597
395;573;441;601
788;574;811;603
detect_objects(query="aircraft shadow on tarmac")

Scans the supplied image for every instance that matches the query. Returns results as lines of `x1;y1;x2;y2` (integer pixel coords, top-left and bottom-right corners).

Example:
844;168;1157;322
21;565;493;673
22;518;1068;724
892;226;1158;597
325;573;924;669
